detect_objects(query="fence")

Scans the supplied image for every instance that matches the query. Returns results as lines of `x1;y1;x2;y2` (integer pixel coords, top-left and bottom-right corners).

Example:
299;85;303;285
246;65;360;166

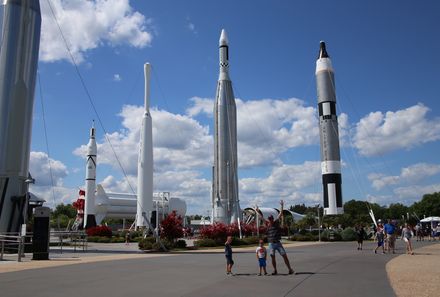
0;230;87;262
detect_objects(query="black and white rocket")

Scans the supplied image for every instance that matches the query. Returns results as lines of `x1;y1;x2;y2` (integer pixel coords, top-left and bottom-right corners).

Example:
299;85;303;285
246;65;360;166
0;0;41;233
136;63;153;228
316;41;343;215
84;122;97;229
212;29;241;224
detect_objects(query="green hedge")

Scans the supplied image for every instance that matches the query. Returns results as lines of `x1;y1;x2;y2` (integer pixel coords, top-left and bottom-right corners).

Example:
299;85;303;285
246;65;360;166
289;233;317;241
87;236;111;243
194;238;217;247
340;227;358;241
138;237;156;250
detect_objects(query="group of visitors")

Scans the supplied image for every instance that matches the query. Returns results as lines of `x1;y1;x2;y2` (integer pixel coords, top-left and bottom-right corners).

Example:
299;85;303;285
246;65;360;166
415;223;440;241
373;219;415;255
225;200;294;276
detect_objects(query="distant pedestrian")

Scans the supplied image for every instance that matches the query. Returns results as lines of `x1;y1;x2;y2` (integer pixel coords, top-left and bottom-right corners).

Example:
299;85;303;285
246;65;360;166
125;230;130;245
425;225;432;241
384;219;396;254
415;224;422;241
401;223;414;255
225;236;234;275
256;239;268;276
434;224;440;241
356;225;366;250
374;221;385;254
264;200;294;275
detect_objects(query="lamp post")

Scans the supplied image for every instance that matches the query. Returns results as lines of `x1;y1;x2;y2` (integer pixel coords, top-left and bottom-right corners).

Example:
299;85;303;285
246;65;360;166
255;206;259;238
316;204;321;242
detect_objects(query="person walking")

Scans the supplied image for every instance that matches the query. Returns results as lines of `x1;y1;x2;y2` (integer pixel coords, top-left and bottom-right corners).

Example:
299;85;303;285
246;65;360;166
384;219;396;254
401;223;414;255
356;225;366;250
374;220;385;254
264;200;294;275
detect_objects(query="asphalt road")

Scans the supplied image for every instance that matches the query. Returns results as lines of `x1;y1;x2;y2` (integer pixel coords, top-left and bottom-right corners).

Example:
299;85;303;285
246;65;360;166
0;241;420;297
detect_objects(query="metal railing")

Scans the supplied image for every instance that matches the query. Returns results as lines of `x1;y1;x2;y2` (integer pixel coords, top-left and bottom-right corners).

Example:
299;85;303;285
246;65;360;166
0;230;88;262
0;233;28;262
50;230;87;253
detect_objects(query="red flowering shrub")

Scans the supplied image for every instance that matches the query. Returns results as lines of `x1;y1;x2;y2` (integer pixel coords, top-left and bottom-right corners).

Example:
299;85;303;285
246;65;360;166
160;211;184;242
200;222;228;243
200;222;268;243
86;225;112;237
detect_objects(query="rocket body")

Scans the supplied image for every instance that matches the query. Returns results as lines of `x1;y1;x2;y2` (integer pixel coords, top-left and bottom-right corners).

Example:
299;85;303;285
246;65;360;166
0;0;41;232
315;41;343;215
212;30;241;224
84;123;97;229
136;63;153;228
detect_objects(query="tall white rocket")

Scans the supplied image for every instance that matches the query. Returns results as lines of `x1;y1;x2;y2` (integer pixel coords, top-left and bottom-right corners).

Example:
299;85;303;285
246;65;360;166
316;41;343;215
0;0;41;233
212;29;241;224
84;122;97;229
136;63;153;228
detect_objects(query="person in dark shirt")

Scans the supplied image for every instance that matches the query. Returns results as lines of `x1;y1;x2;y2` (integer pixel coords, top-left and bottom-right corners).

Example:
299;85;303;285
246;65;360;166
263;200;294;275
356;225;366;250
224;236;234;275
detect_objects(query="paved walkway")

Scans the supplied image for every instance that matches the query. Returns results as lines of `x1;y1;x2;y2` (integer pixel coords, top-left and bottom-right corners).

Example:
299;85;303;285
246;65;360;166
1;240;438;297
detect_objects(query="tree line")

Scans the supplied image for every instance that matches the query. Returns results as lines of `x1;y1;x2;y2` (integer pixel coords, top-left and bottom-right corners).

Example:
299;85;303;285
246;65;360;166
291;192;440;229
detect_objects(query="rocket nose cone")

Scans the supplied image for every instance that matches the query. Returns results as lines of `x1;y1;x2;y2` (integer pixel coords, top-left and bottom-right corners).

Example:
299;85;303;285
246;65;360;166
219;29;229;46
318;41;329;59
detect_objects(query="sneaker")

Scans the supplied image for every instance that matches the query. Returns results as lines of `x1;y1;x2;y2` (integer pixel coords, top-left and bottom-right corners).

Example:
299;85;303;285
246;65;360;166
264;272;268;275
374;250;377;254
258;273;262;276
271;271;278;275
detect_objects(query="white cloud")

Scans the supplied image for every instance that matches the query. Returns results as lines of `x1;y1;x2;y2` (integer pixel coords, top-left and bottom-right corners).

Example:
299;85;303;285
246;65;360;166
239;161;322;208
354;104;440;156
29;185;78;208
74;104;212;175
394;184;440;203
368;173;400;191
113;74;122;81
185;16;197;35
187;23;196;34
40;0;153;63
368;162;440;190
28;152;75;207
29;151;68;187
400;163;440;181
186;97;213;117
188;97;329;167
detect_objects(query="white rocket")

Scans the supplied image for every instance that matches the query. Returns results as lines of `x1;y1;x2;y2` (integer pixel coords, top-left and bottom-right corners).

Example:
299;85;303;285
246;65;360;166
84;122;97;228
212;29;241;224
0;0;41;233
315;41;343;215
136;63;153;228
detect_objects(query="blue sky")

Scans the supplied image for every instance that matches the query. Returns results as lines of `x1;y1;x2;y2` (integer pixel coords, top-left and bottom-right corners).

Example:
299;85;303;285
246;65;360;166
28;0;440;214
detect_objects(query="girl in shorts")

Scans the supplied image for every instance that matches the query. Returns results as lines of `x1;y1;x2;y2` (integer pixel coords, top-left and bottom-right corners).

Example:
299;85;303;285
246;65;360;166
401;223;414;255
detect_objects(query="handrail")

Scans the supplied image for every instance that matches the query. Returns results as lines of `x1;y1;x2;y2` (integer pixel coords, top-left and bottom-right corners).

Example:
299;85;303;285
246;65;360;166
0;230;88;261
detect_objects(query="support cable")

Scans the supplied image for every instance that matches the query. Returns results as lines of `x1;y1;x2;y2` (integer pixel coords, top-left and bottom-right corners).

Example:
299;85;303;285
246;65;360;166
37;72;57;207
